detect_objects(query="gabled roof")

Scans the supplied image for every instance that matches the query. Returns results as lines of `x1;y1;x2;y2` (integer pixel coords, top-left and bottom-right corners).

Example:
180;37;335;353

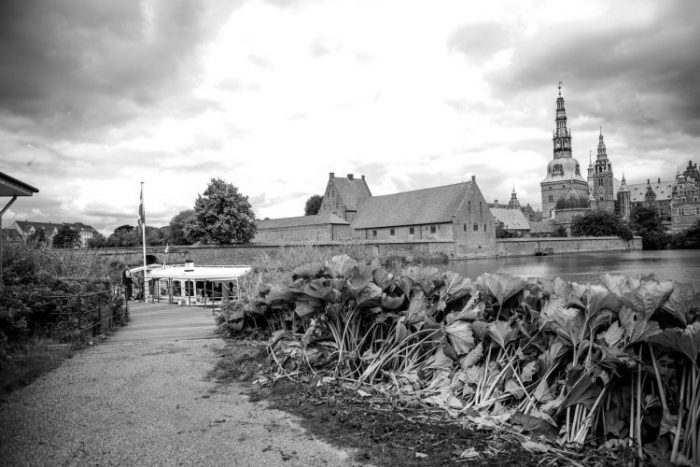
14;220;63;234
351;182;472;229
529;220;555;234
257;212;350;230
333;176;371;210
627;180;675;202
489;208;530;230
70;222;99;234
0;171;39;197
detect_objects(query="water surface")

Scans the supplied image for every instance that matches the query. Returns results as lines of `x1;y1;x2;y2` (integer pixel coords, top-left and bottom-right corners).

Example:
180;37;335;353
443;250;700;287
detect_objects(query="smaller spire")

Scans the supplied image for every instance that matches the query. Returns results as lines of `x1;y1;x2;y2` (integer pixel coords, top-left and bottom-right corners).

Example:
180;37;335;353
558;81;562;96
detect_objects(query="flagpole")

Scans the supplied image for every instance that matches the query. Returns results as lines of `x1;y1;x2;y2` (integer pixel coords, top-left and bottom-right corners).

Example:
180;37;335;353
140;182;147;302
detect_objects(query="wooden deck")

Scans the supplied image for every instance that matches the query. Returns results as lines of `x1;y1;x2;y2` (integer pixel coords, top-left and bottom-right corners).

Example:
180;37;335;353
106;302;217;343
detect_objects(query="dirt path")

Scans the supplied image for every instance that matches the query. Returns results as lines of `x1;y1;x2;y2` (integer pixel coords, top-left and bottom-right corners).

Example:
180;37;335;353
0;303;357;466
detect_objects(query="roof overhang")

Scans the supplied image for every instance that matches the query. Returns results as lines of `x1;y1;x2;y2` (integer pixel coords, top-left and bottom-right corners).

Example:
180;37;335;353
0;171;39;197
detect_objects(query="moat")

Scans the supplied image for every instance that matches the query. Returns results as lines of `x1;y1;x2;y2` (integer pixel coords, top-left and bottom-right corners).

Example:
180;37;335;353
444;249;700;287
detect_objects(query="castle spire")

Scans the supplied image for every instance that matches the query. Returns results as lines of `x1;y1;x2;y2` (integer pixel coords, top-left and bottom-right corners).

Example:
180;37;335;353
597;126;608;160
552;82;572;159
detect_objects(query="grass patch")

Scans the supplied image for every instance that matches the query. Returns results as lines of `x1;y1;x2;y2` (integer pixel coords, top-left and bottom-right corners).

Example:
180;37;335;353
0;338;72;400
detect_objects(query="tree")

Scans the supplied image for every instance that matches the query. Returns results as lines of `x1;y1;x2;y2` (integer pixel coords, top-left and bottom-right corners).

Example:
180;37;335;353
669;220;700;249
87;233;107;248
554;225;568;237
169;209;196;245
570;211;633;240
107;224;139;247
495;221;516;238
193;178;257;244
52;225;81;248
304;195;323;216
630;206;669;250
28;228;48;245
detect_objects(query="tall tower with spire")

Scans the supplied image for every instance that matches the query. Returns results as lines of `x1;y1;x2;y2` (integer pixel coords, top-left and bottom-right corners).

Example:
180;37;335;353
617;173;631;221
588;126;615;212
541;83;590;217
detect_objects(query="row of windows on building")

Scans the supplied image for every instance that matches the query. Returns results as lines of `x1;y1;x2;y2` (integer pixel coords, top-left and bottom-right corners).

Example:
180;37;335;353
677;207;700;215
371;223;488;237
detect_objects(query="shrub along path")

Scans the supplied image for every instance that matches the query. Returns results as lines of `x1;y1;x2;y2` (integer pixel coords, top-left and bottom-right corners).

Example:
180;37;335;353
0;302;355;466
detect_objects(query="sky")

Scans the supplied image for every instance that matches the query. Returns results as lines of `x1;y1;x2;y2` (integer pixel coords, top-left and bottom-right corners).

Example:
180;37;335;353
1;0;699;234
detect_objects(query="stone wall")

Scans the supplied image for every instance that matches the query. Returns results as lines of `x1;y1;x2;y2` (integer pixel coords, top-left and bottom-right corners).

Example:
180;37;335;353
90;235;642;266
495;236;642;257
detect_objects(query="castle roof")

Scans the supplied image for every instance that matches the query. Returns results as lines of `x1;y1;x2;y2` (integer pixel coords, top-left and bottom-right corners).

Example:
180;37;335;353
351;182;473;229
627;180;675;202
331;175;372;210
489;208;530;230
257;212;349;230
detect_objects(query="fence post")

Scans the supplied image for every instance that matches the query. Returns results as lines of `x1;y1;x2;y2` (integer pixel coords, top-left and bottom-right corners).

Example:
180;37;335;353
97;293;102;335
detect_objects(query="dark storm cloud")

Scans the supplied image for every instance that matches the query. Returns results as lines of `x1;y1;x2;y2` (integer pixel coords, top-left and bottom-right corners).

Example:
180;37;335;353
490;1;700;136
448;22;512;60
0;0;242;139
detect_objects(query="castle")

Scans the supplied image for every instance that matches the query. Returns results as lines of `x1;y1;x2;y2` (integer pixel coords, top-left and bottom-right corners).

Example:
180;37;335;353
541;83;700;232
254;84;698;249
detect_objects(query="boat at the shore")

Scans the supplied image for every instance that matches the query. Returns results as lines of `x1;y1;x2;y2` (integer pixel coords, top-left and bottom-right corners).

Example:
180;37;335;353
129;260;251;306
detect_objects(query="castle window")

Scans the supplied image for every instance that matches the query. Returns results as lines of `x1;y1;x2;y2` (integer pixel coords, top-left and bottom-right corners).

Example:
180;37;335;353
463;224;466;231
390;228;395;236
430;225;436;233
696;208;700;214
409;227;415;235
468;201;471;211
479;202;482;215
483;224;487;231
473;223;478;231
548;195;553;202
372;230;377;237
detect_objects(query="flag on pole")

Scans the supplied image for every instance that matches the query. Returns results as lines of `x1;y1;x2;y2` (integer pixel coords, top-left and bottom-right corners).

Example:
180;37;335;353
138;184;146;227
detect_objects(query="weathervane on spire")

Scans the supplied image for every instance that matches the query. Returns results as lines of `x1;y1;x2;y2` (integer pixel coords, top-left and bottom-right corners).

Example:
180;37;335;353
558;81;562;96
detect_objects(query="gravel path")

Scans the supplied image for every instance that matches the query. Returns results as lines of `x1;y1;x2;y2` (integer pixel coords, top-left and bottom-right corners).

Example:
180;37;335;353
0;303;357;466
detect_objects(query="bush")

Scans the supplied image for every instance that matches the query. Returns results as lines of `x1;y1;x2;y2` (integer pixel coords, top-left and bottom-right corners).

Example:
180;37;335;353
0;244;122;344
570;211;633;240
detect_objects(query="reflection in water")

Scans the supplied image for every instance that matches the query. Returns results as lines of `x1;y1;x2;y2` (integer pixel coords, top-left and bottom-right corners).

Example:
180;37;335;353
443;250;700;286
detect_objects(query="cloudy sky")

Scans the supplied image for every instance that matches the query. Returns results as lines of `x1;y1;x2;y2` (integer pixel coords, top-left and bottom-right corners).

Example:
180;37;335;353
1;0;699;233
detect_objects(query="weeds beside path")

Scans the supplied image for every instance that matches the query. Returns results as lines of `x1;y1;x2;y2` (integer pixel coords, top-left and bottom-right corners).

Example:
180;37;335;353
0;303;356;466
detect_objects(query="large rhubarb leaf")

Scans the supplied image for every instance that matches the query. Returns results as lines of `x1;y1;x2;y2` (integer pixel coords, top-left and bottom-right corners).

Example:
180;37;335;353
540;297;586;346
649;322;700;367
488;320;517;349
477;273;525;307
619;306;661;344
327;254;358;278
437;271;474;311
445;320;475;355
661;282;700;325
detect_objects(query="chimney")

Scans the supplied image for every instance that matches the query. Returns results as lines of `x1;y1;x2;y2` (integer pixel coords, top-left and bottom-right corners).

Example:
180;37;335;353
361;175;365;181
494;199;499;205
471;175;476;182
347;173;354;180
658;177;661;183
329;172;335;180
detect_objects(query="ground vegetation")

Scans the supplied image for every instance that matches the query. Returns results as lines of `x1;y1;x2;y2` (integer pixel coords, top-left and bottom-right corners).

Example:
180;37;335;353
216;254;700;465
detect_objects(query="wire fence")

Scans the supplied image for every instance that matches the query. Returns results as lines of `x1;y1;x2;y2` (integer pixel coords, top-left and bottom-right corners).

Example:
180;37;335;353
41;285;129;342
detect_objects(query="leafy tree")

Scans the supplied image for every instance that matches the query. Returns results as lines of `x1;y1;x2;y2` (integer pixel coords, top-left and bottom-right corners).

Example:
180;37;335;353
630;206;669;250
87;233;107;248
169;209;196;245
193;178;257;244
304;195;323;216
554;225;568;237
28;227;48;245
52;225;81;248
570;211;633;240
107;225;139;247
495;221;516;238
669;220;700;249
145;226;166;246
